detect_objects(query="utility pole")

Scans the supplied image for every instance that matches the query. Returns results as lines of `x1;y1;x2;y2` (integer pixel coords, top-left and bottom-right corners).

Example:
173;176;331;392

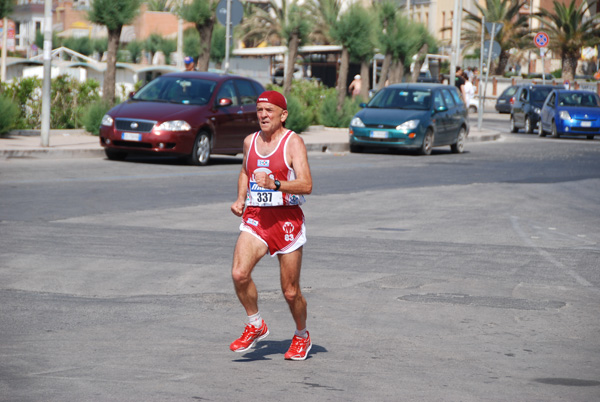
176;0;183;69
41;0;52;147
1;17;7;82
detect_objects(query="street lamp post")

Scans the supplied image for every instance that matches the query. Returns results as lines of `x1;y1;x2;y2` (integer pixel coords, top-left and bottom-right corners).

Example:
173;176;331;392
40;0;52;148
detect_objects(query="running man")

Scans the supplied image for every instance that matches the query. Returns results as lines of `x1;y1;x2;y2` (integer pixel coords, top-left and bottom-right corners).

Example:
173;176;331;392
229;90;313;360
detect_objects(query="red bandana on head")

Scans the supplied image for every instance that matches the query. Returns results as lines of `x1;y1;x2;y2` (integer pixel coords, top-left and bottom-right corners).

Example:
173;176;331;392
257;91;287;110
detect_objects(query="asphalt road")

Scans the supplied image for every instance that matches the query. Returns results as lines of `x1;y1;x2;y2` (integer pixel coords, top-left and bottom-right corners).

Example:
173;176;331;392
1;128;599;401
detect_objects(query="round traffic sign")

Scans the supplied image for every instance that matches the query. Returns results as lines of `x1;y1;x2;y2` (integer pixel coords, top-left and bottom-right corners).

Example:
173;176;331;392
534;32;549;48
217;0;244;27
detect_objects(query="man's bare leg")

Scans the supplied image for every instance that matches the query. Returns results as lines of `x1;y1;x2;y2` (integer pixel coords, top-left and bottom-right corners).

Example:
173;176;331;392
231;231;268;315
278;247;307;330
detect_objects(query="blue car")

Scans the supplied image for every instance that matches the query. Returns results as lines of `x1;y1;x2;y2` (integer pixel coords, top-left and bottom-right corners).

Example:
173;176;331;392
539;90;600;139
349;83;469;155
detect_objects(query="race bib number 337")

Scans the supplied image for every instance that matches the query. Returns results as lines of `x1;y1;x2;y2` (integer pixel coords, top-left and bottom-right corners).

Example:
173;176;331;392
249;181;284;206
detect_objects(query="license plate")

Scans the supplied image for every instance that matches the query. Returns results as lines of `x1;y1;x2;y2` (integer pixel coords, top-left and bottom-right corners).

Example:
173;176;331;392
581;121;592;127
498;99;506;103
122;132;142;141
370;131;389;139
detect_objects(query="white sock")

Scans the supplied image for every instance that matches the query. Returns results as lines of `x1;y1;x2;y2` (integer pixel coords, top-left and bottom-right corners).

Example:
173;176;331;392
295;328;308;339
248;312;262;328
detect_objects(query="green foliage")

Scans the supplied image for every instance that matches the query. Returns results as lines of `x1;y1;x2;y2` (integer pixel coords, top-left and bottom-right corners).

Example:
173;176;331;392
127;40;144;63
288;80;331;126
210;24;225;64
282;2;313;45
318;92;361;128
0;94;19;136
0;77;42;129
88;0;142;32
146;0;170;11
178;0;214;25
285;95;312;134
0;0;16;20
331;3;376;62
183;28;201;59
0;76;102;130
551;69;562;78
80;100;113;135
160;38;177;65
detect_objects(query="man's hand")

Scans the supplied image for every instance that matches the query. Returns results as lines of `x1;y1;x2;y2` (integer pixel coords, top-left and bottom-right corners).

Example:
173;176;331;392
231;199;245;217
254;171;274;190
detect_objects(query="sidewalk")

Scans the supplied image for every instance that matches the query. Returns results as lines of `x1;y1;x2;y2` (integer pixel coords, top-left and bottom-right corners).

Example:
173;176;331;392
0;124;501;159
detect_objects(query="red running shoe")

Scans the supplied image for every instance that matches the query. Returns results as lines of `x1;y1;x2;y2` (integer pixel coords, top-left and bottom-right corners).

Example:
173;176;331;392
284;331;312;360
230;321;269;352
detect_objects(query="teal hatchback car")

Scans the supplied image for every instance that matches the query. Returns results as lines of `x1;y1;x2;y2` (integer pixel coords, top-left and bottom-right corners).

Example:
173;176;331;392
349;83;469;155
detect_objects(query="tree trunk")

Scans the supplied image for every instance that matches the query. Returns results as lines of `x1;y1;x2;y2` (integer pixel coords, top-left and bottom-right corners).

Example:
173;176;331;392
410;43;428;83
196;18;215;72
283;31;299;96
561;52;578;83
336;47;349;113
389;59;404;84
494;50;509;76
377;53;392;90
359;61;369;101
102;26;122;104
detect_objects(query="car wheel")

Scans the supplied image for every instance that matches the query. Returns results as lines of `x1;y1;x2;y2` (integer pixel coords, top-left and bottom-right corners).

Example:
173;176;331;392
524;116;533;134
419;129;434;155
551;121;560;138
450;126;466;154
587;135;594;140
510;115;518;133
537;124;546;137
189;132;211;166
105;148;127;161
468;105;477;114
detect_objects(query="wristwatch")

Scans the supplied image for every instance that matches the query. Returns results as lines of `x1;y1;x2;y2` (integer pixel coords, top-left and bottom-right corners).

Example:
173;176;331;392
274;180;281;191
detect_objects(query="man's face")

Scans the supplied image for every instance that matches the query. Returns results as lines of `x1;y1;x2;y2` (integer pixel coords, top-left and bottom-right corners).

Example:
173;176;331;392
257;102;287;133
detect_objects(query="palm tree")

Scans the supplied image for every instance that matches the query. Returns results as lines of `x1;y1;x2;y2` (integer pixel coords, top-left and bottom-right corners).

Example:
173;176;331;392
462;0;530;75
88;0;142;103
178;0;219;72
535;0;600;82
146;0;171;12
239;0;311;95
330;3;376;110
306;0;341;45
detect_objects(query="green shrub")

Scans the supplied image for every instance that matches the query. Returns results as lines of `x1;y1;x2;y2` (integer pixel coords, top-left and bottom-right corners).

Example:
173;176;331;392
318;93;361;128
80;100;113;136
551;69;562;79
285;95;312;134
0;77;42;129
0;94;20;136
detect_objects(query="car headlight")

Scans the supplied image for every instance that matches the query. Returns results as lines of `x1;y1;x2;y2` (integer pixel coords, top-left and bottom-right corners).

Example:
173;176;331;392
101;114;114;127
533;107;541;115
350;117;365;128
156;120;192;131
396;120;419;131
559;111;571;121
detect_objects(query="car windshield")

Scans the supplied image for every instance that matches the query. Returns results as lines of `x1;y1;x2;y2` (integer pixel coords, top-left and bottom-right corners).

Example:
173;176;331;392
531;88;553;102
368;88;431;110
502;86;518;97
558;92;600;107
133;76;217;105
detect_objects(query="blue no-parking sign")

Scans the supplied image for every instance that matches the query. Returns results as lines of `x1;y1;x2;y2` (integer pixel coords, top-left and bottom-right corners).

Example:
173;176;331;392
534;32;549;48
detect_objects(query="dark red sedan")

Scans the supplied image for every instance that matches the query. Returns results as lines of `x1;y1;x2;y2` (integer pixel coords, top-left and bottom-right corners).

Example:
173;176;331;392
99;72;265;165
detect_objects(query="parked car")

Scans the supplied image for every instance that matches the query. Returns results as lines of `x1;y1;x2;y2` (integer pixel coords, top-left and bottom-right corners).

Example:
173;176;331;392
417;70;439;83
539;89;600;139
510;84;555;133
495;85;518;113
349;83;469;155
99;72;265;165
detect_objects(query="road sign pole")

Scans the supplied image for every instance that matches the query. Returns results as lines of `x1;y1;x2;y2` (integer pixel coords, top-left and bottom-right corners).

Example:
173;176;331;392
482;22;496;115
477;15;485;129
41;0;53;148
224;0;231;72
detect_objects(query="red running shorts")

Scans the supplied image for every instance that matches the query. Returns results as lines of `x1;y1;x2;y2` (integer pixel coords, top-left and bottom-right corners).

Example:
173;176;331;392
240;206;306;256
